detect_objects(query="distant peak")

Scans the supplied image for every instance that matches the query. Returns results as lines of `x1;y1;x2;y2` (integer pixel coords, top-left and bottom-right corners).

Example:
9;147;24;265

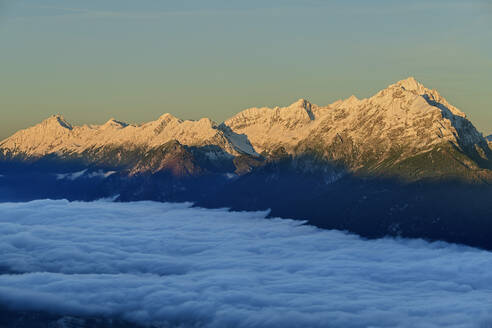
45;114;64;121
289;98;314;120
43;114;72;130
376;78;468;118
346;95;359;102
342;95;360;106
394;77;425;92
157;113;179;122
197;117;216;126
290;98;311;108
399;76;418;83
102;118;128;129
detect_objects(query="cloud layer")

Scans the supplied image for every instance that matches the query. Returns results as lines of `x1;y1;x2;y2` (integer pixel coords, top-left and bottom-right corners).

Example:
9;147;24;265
0;200;491;327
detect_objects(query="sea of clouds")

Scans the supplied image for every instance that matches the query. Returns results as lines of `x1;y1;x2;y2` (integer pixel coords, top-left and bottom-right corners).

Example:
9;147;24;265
0;199;491;327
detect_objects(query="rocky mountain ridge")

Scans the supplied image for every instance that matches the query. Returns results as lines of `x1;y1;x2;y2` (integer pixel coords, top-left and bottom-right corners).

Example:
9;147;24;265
1;77;491;182
0;113;256;157
1;78;492;251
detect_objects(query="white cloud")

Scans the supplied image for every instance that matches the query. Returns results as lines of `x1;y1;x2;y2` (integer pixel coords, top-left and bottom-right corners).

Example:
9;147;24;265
87;170;116;179
0;200;491;327
56;169;87;180
56;169;115;180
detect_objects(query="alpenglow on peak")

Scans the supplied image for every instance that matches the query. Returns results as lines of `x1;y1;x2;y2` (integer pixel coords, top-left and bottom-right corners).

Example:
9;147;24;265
42;114;73;130
1;77;490;181
396;76;423;91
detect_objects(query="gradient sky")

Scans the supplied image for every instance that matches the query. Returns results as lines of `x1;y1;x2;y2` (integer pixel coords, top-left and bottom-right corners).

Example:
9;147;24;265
0;0;491;139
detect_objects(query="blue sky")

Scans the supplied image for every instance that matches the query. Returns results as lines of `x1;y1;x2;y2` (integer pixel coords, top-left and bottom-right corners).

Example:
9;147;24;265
0;0;491;138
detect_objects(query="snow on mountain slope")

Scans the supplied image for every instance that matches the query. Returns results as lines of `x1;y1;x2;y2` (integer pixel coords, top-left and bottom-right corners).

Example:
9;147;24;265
0;77;489;180
0;113;256;159
225;77;490;172
223;98;317;154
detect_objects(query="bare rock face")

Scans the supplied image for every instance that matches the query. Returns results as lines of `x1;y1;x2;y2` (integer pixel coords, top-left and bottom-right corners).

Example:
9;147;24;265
129;140;203;177
1;78;491;181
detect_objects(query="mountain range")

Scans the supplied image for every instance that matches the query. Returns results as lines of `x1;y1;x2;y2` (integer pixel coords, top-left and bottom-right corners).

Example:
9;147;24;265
2;77;491;181
1;77;492;249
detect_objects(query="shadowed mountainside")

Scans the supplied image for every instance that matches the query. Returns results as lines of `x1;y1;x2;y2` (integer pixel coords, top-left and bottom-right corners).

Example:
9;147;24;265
0;78;491;250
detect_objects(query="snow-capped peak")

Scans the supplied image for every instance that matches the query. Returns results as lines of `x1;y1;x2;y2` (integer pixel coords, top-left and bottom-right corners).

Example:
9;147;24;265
374;77;466;118
290;98;311;109
157;113;180;123
288;98;315;120
0;110;255;158
101;118;128;129
395;76;424;92
343;95;360;107
225;78;488;158
380;77;428;96
1;78;488;169
42;114;73;130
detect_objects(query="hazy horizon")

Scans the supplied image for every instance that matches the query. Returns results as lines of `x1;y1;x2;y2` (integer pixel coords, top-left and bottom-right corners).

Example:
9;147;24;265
1;0;491;139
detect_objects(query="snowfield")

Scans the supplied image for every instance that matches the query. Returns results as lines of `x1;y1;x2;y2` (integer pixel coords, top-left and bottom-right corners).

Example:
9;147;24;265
0;200;491;327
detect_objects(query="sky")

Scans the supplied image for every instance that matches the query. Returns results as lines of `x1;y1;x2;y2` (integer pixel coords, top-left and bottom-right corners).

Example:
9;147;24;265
0;0;491;139
1;199;491;327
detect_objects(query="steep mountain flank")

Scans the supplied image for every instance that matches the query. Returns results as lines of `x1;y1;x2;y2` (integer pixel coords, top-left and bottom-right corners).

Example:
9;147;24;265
0;114;256;163
225;77;492;181
2;78;489;182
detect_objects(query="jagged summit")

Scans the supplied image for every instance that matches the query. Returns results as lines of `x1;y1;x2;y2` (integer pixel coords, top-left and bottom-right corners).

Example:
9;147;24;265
288;98;315;120
1;78;490;181
380;77;432;97
395;76;424;91
373;77;467;118
42;114;73;130
223;78;490;175
101;118;128;129
0;110;254;158
156;113;180;122
379;76;428;96
290;98;311;108
342;95;360;107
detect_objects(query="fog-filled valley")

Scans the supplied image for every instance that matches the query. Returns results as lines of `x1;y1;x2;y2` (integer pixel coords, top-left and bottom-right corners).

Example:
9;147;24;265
2;0;492;326
0;200;491;328
2;77;492;252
